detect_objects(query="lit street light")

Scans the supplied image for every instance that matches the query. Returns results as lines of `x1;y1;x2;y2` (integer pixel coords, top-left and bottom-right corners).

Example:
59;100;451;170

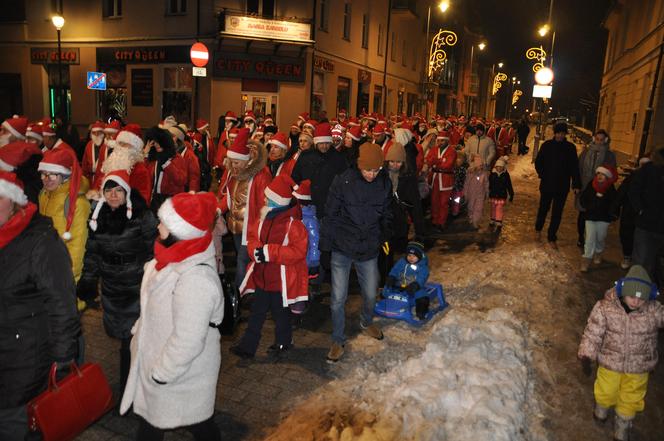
424;1;453;119
498;62;504;69
478;42;486;51
439;0;450;13
51;15;66;121
538;24;550;37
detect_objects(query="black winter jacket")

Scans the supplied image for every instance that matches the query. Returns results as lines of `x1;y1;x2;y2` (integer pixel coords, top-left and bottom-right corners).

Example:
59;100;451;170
321;168;393;261
535;138;581;193
78;193;157;339
580;183;617;223
0;213;80;408
614;171;637;227
629;158;664;234
291;147;348;219
489;170;514;200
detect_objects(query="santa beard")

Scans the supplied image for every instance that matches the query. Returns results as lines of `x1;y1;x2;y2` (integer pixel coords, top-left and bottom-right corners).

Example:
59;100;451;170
101;146;144;174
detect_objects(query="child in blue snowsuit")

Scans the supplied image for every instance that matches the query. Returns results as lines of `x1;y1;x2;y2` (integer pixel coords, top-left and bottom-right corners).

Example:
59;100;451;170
385;241;430;320
293;180;320;301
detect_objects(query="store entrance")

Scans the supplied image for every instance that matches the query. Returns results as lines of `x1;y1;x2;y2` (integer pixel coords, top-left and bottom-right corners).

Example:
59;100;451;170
242;93;278;121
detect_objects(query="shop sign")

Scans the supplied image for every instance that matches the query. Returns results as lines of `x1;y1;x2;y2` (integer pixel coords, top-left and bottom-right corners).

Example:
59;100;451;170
314;56;335;73
223;13;312;43
97;46;190;65
358;69;372;84
213;52;305;83
30;47;79;65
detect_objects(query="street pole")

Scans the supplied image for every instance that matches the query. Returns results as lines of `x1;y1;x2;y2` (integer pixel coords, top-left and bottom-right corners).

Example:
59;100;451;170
424;5;431;120
468;43;475;116
193;0;200;124
57;28;65;121
506;79;515;120
382;0;392;116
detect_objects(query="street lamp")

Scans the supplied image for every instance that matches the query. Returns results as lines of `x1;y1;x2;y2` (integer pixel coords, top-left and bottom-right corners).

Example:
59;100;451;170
478;42;486;51
506;77;518;119
424;1;452;119
538;24;550;37
498;62;504;69
439;0;450;13
51;15;66;121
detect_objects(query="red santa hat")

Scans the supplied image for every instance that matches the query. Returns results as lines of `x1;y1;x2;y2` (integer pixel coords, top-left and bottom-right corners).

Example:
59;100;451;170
595;165;618;182
264;115;274;126
116;123;144;152
290;121;302;132
332;124;345;137
338;108;347;117
367;113;378;122
228;128;239;141
38;147;83;240
158;192;218;240
265;174;295;207
313;122;333;144
25;124;44;142
2;116;28;140
0;171;28;206
437;130;450;140
348;117;360;127
195;119;209;131
268;132;289;150
303;119;317;132
90;121;105;132
40;118;56;137
227;127;251;161
89;169;133;231
347;125;363;141
255;125;265;137
104;120;122;135
0;141;42;171
373;122;388;135
225;111;238;121
298;112;309;123
243;111;256;122
292;179;312;201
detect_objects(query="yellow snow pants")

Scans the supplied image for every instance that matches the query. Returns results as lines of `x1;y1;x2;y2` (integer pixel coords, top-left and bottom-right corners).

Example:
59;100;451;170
594;366;649;418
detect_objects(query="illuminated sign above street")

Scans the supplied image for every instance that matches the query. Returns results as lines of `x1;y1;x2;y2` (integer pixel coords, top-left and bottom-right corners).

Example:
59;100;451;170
222;14;312;43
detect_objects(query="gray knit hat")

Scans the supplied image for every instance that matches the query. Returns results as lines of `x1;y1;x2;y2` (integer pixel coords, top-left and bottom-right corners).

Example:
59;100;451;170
622;265;654;299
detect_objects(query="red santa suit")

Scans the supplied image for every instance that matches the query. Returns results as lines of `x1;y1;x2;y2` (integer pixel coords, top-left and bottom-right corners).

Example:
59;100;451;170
179;141;201;192
426;132;457;227
82;121;107;180
147;154;188;198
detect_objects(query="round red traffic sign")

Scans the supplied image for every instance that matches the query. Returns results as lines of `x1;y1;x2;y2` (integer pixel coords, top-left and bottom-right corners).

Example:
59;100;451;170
190;42;209;67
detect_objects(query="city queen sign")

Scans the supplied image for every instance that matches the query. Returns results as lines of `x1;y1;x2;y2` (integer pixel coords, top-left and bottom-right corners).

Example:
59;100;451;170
223;14;312;43
213;52;305;82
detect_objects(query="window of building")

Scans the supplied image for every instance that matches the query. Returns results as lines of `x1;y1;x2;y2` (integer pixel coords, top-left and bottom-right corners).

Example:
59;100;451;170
1;0;25;21
373;85;383;113
319;0;329;31
402;39;407;66
166;0;186;15
390;32;397;61
337;77;351;115
377;24;384;56
162;66;193;126
412;50;417;71
103;0;122;18
343;1;351;40
361;14;369;49
247;0;274;17
312;72;325;120
100;65;127;121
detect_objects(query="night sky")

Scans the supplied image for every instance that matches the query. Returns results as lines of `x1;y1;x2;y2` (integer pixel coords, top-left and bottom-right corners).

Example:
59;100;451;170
434;0;612;125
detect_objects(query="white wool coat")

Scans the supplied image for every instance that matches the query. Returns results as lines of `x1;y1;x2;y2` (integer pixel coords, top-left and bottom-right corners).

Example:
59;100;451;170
119;243;224;428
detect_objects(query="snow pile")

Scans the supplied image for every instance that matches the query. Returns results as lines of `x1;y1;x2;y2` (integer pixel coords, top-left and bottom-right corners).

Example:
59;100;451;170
266;308;540;441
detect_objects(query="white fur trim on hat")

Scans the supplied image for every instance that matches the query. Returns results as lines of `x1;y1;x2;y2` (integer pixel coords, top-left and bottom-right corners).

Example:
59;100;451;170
26;129;43;142
158;197;207;240
226;150;251;161
38;162;71;175
292;189;311;200
268;139;288;150
168;126;185;142
2;120;26;140
595;166;613;179
0;158;15;171
314;135;333;144
116;130;144;152
0;179;28;205
264;187;291;206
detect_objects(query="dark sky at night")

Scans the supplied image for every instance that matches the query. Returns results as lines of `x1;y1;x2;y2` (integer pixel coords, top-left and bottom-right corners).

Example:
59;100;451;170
432;0;612;121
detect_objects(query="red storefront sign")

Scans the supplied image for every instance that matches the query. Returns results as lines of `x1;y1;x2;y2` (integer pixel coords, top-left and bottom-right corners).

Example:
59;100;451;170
30;47;80;65
213;52;305;83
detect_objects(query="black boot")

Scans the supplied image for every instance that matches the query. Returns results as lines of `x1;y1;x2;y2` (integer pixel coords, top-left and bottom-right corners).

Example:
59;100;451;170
415;297;430;320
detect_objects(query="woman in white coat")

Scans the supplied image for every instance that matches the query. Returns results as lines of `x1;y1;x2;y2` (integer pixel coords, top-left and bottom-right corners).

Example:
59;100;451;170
120;191;224;441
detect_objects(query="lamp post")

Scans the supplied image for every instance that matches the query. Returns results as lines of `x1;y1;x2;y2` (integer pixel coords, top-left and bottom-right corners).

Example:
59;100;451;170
489;62;504;119
466;42;485;116
51;15;65;121
505;77;519;120
424;1;451;119
532;66;554;162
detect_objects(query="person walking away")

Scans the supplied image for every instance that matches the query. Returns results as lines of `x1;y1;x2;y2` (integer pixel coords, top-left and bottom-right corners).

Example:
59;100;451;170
230;175;308;358
576;129;616;247
628;146;664;281
579;166;618;272
578;265;664;441
614;157;650;269
488;156;514;230
426;130;457;231
534;122;581;249
464;153;489;230
517;116;530;155
78;170;157;391
322;143;392;363
0;172;80;441
451;150;468;217
120;192;223;441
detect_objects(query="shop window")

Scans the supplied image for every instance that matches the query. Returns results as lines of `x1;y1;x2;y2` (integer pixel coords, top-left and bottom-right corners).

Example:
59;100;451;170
247;0;274;17
407;92;417;115
46;64;71;120
337;77;351;115
312;72;325;120
319;0;329;31
162;66;192;126
390;32;396;61
356;82;369;116
103;0;122;18
373;85;382;113
377;24;384;56
361;14;369;49
343;2;351;40
100;65;127;121
166;0;186;15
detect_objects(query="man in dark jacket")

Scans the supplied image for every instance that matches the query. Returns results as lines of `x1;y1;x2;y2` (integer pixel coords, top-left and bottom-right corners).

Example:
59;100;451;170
321;143;393;363
629;148;664;279
516;116;530;155
0;172;80;441
534;122;581;247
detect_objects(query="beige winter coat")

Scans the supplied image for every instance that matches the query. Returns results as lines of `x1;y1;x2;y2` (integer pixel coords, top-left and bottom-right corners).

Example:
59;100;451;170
578;289;664;374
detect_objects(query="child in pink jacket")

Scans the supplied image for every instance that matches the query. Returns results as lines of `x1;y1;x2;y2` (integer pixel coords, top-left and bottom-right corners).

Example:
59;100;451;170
463;153;489;229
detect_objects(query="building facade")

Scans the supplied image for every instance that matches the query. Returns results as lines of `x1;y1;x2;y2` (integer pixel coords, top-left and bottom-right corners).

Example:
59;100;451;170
0;0;430;136
598;0;664;160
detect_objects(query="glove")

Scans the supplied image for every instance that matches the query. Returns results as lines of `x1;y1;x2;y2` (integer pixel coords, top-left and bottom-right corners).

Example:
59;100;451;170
253;247;266;264
580;357;593;377
382;242;390;255
406;282;420;295
385;276;398;288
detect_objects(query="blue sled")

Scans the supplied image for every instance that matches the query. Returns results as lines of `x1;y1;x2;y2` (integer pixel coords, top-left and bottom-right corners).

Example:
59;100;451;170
374;282;448;327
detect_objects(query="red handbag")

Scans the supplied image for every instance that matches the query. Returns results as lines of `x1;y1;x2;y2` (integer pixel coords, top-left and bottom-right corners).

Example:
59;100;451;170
26;362;114;441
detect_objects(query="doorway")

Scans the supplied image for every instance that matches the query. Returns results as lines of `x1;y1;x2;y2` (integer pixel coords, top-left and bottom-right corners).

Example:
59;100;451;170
241;93;278;121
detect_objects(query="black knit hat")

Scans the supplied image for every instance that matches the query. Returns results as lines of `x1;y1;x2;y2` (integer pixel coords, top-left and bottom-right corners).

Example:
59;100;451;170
553;122;568;134
406;241;425;260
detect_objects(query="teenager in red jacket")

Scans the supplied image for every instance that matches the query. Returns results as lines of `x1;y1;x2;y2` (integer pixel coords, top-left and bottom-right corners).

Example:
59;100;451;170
230;174;308;359
82;121;106;181
144;126;187;211
169;125;200;192
426;131;457;230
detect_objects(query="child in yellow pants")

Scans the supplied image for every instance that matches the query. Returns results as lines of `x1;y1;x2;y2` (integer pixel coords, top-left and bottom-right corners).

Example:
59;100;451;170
578;265;664;441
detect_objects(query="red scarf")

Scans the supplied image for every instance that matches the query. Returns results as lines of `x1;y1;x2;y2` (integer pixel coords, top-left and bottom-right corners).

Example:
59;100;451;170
0;202;37;249
154;232;212;271
591;175;613;194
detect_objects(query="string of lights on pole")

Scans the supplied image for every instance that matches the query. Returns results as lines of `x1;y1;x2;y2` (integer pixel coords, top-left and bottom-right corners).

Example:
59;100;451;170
428;29;458;80
492;72;507;95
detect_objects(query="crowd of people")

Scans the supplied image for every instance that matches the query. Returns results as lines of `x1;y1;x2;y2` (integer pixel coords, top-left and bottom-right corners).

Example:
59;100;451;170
0;107;662;441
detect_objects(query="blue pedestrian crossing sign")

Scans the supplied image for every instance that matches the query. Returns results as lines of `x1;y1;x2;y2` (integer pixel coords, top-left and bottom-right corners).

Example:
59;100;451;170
87;72;107;91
